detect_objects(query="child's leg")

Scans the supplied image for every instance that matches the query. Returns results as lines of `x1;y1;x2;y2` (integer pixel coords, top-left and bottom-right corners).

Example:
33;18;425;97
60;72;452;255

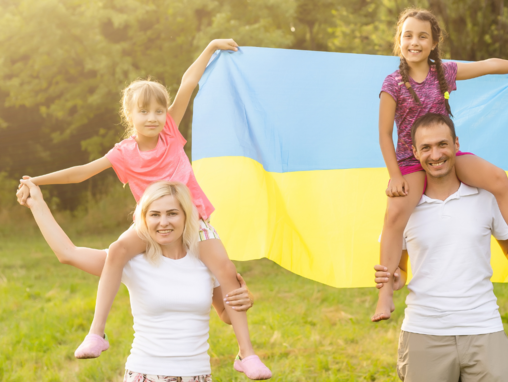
75;226;145;358
372;171;425;322
198;235;271;379
456;155;508;223
199;239;252;355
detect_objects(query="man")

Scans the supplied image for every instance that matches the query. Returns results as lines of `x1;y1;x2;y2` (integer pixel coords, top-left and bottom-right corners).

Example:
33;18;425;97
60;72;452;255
375;112;508;381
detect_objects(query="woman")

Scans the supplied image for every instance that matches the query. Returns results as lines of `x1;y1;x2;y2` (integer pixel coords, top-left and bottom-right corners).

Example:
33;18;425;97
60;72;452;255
22;179;255;381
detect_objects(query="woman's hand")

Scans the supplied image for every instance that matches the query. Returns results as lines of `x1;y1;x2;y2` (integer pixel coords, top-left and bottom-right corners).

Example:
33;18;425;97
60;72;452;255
16;176;32;206
224;273;253;312
374;265;405;291
386;176;409;197
210;39;239;52
20;179;45;209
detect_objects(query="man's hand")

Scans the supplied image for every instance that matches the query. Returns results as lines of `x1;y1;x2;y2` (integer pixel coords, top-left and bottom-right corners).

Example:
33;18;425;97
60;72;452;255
374;265;406;291
224;273;253;312
211;39;239;52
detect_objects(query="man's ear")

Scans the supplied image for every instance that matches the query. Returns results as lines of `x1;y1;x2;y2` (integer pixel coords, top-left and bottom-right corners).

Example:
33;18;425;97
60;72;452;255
455;136;460;152
412;145;419;160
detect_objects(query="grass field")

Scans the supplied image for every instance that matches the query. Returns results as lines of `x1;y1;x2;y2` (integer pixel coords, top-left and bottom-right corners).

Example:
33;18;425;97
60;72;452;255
2;233;508;381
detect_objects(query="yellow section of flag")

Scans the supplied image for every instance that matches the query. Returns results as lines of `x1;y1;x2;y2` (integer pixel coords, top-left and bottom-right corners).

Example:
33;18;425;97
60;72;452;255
194;156;508;288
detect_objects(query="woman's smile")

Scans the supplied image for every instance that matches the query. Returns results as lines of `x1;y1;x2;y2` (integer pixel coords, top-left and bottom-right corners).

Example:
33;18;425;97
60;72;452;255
156;228;174;237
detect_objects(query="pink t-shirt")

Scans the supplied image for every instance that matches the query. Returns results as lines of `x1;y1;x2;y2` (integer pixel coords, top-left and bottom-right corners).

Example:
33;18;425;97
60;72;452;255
381;62;458;167
106;114;214;220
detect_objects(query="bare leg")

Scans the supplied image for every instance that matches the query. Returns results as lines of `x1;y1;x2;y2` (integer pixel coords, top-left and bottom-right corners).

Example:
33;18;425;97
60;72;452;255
88;226;146;336
199;239;271;379
372;171;425;322
456;155;508;224
198;239;255;357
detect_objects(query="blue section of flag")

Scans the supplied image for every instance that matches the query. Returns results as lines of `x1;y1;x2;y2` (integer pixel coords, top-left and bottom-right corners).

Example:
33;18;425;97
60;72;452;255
193;47;508;173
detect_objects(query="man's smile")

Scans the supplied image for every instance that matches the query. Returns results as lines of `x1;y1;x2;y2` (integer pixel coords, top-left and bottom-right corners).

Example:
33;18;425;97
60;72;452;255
428;159;447;167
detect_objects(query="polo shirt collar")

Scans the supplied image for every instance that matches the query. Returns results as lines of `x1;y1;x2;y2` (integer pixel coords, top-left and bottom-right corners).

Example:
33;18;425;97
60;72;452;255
418;182;478;205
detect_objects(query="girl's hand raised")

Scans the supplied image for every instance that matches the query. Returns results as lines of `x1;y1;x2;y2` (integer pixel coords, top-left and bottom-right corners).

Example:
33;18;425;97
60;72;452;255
168;39;239;127
386;176;409;197
211;39;239;52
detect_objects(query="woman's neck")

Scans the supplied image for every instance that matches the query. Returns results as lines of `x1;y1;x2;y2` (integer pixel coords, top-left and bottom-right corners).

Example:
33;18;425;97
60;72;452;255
160;240;187;259
407;59;431;83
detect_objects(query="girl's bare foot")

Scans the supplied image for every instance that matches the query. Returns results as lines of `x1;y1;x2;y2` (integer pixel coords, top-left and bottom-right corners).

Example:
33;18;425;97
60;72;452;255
371;294;394;322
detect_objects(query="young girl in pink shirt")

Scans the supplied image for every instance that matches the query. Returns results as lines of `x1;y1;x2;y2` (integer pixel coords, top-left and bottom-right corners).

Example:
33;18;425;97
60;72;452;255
17;39;272;380
373;9;508;322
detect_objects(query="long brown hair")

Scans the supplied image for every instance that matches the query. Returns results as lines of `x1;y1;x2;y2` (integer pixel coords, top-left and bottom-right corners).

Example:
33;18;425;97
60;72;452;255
394;8;452;116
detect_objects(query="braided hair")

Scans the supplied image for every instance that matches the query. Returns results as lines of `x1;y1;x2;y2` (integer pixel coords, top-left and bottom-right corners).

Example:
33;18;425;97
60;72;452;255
393;8;453;116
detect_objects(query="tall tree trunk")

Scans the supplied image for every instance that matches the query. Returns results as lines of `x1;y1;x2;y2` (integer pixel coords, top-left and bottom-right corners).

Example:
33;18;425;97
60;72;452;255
498;0;505;57
475;0;488;61
308;22;316;50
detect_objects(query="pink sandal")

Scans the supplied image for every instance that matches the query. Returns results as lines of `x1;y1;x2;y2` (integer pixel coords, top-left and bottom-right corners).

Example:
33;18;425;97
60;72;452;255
234;355;272;380
74;333;109;359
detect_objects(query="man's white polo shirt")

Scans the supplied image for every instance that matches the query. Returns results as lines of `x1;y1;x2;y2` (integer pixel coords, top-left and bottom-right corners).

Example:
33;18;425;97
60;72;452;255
402;183;508;336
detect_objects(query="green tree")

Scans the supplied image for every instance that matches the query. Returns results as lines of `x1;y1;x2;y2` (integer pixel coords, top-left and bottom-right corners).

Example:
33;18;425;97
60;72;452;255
0;0;294;209
1;0;508;211
294;0;335;51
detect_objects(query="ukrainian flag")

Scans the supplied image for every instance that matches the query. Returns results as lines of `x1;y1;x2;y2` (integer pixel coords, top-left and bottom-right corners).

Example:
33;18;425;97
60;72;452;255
192;47;508;288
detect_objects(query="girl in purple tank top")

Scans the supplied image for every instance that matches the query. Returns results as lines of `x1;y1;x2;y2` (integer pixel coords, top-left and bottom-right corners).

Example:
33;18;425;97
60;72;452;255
373;8;508;322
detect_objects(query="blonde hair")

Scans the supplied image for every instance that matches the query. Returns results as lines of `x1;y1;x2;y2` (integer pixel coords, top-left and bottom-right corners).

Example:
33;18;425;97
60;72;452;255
120;79;171;138
134;181;199;265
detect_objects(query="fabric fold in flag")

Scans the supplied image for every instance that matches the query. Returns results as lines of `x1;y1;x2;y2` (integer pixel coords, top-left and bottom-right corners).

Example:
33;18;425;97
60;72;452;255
192;47;508;288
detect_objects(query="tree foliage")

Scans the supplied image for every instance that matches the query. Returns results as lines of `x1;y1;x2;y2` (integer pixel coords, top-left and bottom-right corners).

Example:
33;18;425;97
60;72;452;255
1;0;507;209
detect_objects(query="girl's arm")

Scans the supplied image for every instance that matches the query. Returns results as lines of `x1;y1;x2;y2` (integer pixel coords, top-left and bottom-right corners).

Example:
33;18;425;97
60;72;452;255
168;39;239;126
17;156;112;205
29;156;112;186
456;59;508;81
379;92;407;197
211;274;253;325
22;179;107;276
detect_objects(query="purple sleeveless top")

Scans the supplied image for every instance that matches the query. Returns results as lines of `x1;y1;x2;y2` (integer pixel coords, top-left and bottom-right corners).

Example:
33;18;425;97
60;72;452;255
381;62;458;167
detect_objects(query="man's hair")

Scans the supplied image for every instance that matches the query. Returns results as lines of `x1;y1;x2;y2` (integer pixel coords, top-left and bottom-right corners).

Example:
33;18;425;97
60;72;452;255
411;113;456;146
